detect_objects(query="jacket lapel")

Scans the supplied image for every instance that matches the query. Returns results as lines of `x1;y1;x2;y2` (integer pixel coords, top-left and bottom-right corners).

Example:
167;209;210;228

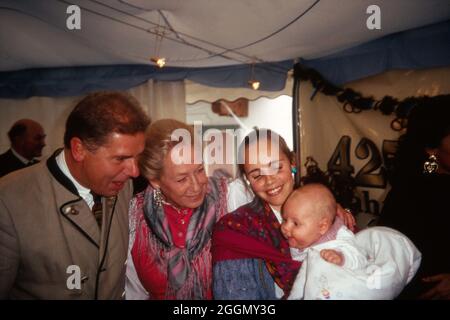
60;198;101;248
47;150;100;248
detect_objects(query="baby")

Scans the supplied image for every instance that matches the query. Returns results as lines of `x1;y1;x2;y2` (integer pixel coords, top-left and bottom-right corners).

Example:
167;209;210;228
281;183;368;299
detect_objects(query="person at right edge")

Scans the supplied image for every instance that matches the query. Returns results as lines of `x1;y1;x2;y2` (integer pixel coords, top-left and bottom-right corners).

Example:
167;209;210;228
378;94;450;300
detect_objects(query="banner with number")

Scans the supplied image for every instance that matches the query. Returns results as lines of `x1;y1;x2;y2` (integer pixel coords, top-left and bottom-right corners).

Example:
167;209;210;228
297;67;450;226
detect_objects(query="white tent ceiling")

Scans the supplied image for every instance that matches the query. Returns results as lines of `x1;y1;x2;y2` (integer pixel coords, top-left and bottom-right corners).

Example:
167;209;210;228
1;0;450;72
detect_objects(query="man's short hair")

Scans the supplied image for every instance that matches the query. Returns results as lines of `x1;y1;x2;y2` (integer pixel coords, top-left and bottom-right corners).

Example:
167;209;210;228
7;123;27;143
64;91;150;150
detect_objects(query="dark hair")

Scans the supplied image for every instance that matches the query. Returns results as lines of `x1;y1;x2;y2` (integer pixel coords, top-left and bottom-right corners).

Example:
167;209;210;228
237;128;295;175
392;94;450;183
7;123;27;143
64;91;151;150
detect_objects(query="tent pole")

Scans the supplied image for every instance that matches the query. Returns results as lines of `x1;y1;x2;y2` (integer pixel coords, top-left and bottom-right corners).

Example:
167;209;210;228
292;75;301;188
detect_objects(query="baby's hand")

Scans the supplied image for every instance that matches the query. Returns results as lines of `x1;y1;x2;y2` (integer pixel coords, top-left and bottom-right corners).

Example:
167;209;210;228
320;249;344;266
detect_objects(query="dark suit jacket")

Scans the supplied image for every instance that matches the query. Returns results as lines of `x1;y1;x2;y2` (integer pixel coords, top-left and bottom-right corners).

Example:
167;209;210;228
0;149;38;178
379;173;450;298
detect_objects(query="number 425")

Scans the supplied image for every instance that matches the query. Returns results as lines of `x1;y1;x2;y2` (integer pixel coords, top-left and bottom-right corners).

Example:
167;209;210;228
327;136;398;188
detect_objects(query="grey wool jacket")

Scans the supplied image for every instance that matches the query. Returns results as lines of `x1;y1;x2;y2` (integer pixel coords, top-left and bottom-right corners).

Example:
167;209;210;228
0;150;131;299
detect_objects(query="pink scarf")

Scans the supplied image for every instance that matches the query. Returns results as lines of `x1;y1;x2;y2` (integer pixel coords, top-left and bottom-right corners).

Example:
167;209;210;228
130;174;228;299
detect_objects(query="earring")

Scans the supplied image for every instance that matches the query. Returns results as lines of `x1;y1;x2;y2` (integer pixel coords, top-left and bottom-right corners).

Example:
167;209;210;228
291;167;298;174
423;154;438;174
153;188;164;208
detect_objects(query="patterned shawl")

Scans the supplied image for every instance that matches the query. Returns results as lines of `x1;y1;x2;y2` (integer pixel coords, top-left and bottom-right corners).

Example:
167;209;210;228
131;174;228;299
212;197;301;297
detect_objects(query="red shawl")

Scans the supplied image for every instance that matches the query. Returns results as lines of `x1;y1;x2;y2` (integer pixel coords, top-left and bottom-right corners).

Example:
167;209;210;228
212;198;301;297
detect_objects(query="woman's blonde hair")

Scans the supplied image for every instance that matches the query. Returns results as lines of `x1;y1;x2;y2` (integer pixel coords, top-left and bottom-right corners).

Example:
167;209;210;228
138;119;194;180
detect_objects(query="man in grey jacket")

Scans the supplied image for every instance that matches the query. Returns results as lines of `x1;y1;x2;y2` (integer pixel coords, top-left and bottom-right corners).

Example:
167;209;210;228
0;91;150;299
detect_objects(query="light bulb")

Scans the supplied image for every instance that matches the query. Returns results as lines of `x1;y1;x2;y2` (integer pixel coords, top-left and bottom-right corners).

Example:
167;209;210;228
248;80;260;90
151;57;166;68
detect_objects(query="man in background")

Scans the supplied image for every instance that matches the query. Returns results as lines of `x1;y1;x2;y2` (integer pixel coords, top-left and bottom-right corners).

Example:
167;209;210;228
0;119;46;178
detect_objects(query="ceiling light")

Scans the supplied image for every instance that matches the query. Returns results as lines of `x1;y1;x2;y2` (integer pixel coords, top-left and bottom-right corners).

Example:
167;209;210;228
248;62;260;90
248;80;260;90
151;57;166;68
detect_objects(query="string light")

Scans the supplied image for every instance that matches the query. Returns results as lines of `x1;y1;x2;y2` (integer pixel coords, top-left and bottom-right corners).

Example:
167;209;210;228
248;63;260;90
55;0;291;76
248;80;260;90
151;17;166;68
151;57;166;68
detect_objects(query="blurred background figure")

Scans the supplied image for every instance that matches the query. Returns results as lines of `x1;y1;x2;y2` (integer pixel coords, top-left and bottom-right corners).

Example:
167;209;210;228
0;119;46;177
378;94;450;299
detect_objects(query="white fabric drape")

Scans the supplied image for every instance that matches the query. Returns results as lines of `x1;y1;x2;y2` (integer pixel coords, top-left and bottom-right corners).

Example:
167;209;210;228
0;80;186;158
129;80;185;122
185;76;293;104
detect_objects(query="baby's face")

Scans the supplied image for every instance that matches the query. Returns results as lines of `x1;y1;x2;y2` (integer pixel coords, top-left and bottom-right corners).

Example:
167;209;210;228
280;204;323;249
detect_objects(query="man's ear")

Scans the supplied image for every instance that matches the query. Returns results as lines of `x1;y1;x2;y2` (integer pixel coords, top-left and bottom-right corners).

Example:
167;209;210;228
70;137;87;162
318;217;331;236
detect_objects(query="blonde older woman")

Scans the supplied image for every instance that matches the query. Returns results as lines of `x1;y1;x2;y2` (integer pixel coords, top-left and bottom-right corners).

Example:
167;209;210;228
125;119;251;299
